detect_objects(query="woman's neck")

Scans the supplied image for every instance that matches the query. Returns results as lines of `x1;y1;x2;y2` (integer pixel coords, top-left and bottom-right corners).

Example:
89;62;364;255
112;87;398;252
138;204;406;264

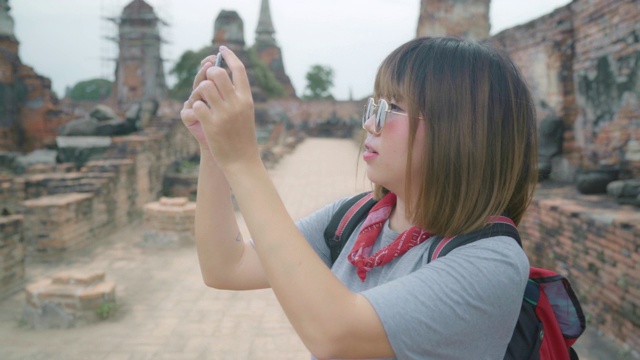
389;195;413;232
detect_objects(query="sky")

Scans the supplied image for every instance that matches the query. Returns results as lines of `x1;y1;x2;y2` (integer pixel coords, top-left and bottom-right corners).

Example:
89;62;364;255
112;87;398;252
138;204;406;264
11;0;572;101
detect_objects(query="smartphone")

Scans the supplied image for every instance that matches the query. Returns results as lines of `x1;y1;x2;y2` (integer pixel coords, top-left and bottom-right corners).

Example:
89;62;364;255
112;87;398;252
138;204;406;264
214;52;227;69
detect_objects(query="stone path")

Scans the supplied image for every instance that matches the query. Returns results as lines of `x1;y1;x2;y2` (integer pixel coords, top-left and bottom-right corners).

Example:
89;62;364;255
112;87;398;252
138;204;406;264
0;138;628;359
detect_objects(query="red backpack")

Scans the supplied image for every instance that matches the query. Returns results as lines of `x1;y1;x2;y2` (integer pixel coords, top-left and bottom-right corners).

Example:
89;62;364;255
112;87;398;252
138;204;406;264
324;192;586;360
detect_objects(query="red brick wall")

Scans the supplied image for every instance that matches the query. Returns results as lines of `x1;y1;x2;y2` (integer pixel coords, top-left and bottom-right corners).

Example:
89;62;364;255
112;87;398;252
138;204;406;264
520;185;640;353
492;0;640;179
492;0;640;353
572;0;640;177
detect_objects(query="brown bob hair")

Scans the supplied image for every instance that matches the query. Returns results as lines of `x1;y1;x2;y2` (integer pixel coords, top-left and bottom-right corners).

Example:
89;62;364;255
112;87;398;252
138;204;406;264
372;37;538;236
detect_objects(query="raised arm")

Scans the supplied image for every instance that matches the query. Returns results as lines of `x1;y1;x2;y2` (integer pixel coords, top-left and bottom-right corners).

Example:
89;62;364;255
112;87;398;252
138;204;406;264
192;46;394;359
181;55;269;290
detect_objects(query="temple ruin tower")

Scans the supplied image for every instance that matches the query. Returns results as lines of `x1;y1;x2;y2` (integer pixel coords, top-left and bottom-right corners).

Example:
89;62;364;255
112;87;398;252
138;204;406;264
253;0;296;97
110;0;167;111
0;0;16;48
416;0;491;40
0;0;70;151
211;10;246;52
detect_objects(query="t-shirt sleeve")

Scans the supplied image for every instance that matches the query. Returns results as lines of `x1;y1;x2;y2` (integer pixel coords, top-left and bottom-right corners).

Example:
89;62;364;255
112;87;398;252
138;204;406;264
295;197;351;268
361;236;530;359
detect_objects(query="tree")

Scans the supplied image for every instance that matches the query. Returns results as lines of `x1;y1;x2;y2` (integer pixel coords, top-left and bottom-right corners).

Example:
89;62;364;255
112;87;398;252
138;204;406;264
169;46;213;101
303;65;334;100
169;46;287;100
247;47;285;99
68;79;112;101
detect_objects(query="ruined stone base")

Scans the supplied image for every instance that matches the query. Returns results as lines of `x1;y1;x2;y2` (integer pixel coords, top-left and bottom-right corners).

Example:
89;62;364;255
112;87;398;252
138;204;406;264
23;270;116;329
143;197;195;246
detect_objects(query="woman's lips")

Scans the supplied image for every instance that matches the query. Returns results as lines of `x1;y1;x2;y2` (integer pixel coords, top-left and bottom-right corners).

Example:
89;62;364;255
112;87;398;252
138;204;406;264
363;144;378;161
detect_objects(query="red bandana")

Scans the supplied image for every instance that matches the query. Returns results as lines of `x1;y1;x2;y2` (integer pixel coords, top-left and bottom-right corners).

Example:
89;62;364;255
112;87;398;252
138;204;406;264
347;193;431;281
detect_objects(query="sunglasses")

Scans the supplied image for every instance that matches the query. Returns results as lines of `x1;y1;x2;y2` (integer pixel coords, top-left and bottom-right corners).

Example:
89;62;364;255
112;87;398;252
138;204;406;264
362;97;411;135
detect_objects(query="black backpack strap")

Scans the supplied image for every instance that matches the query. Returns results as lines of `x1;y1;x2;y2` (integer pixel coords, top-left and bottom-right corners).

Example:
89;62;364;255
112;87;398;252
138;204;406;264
427;218;521;263
323;192;377;265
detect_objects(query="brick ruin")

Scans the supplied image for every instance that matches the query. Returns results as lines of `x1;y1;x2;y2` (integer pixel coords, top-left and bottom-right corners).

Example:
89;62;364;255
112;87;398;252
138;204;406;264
0;0;72;153
253;0;296;98
107;0;168;112
24;270;116;328
0;0;307;307
485;0;640;354
0;0;637;352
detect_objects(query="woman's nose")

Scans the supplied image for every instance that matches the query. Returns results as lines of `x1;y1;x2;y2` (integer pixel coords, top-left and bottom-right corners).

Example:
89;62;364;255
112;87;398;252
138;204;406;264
363;114;377;135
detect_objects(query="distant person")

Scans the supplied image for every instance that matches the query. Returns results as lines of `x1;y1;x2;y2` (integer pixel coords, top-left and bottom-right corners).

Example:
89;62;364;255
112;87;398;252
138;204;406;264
180;37;537;359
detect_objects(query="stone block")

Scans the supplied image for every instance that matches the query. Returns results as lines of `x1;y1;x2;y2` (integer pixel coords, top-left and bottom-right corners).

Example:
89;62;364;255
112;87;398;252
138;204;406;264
143;197;196;246
23;270;116;329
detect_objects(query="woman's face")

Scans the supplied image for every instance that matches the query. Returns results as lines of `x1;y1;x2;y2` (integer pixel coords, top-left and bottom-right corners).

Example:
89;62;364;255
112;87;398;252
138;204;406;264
363;98;425;199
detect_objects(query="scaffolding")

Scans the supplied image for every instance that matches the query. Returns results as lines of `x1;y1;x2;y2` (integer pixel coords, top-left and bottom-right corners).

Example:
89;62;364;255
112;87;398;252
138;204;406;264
100;0;171;111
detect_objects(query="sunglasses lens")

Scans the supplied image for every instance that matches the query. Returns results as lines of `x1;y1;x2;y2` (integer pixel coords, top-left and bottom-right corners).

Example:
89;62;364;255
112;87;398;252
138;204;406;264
363;98;375;127
376;100;388;133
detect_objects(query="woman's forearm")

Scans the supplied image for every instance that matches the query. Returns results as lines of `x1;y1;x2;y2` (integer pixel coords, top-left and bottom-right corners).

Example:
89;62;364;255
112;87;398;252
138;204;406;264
194;148;246;288
224;157;391;358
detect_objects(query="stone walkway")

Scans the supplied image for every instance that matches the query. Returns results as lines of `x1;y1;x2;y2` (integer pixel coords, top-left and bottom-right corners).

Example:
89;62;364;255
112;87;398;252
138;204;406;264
0;138;629;359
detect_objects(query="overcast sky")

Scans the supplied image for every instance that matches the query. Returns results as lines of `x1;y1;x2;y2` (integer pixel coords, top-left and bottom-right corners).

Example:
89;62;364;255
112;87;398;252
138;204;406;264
11;0;571;100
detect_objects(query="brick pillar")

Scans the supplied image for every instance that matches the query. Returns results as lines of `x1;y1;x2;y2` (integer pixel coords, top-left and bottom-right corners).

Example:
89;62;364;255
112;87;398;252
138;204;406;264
0;215;24;300
23;270;116;329
143;197;196;246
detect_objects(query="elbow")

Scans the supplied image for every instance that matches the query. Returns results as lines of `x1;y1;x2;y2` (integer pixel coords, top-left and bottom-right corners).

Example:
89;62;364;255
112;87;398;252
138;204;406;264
201;273;232;290
304;323;347;360
202;276;224;289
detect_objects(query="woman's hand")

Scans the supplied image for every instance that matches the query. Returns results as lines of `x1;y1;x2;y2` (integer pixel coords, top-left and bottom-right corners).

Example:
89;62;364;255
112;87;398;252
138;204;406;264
180;54;218;152
191;46;259;171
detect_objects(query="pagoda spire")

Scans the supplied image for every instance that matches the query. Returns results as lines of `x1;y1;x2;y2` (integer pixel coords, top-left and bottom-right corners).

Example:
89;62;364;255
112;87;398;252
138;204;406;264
0;0;16;38
255;0;276;46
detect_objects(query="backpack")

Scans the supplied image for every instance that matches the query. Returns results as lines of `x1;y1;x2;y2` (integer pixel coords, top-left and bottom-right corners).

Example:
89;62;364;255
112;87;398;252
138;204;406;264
323;192;586;360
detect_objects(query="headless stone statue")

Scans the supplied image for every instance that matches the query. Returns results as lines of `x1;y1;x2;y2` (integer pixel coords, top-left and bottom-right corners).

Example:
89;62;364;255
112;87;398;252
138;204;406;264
59;104;137;136
538;115;564;181
607;180;640;207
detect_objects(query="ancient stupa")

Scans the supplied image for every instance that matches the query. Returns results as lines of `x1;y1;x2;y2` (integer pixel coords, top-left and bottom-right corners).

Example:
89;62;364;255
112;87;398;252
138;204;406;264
253;0;296;97
109;0;167;111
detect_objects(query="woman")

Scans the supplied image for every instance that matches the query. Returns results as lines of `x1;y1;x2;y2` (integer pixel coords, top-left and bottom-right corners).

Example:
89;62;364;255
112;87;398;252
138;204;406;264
180;37;538;359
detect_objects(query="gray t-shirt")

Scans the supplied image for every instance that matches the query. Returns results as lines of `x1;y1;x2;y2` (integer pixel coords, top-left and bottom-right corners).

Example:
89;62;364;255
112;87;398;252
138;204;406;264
297;197;530;360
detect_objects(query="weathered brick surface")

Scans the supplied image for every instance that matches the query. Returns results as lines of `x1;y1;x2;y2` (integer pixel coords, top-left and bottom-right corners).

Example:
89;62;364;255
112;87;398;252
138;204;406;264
520;184;640;354
572;0;640;176
493;0;640;180
417;0;490;40
0;175;24;214
0;215;24;300
24;163;76;175
82;159;137;227
492;5;578;181
0;117;200;259
22;193;95;259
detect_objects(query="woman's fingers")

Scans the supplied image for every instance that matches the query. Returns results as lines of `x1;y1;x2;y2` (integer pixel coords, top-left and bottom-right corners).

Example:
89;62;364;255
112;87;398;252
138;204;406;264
217;46;251;98
205;66;236;102
200;54;218;68
196;72;225;110
183;86;208;111
193;61;214;90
